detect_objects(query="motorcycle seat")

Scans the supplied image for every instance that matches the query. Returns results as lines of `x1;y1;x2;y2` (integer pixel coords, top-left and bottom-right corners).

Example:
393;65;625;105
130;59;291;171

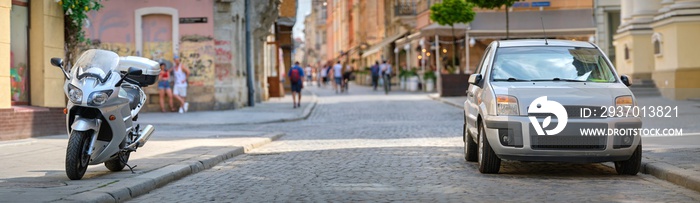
123;86;141;109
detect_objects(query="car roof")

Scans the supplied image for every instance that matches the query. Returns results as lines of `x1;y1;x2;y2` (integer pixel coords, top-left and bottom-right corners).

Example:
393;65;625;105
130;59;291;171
496;39;596;48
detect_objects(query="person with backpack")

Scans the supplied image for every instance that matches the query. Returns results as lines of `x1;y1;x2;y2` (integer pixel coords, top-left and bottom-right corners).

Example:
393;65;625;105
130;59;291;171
288;61;305;108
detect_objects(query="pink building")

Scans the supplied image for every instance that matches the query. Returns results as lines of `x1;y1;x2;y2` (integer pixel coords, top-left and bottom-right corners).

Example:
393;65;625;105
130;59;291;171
85;0;237;112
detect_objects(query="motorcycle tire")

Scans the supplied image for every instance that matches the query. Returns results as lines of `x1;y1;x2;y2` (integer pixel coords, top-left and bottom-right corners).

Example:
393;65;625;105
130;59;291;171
104;140;130;171
65;131;91;180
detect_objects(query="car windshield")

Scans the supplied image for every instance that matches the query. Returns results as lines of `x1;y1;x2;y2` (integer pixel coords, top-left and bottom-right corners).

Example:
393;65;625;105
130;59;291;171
491;46;616;83
73;49;120;82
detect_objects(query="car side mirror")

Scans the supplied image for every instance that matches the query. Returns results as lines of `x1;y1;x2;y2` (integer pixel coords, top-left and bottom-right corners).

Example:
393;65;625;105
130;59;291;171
620;75;631;87
468;74;482;85
50;58;63;67
50;57;70;79
128;67;143;76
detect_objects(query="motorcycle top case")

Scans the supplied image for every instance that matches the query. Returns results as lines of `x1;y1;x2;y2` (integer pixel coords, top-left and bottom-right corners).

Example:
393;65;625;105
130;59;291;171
117;56;160;86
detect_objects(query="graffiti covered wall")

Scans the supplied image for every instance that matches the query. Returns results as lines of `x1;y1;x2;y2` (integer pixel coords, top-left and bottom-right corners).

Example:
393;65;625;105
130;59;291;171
179;35;215;87
84;0;221;111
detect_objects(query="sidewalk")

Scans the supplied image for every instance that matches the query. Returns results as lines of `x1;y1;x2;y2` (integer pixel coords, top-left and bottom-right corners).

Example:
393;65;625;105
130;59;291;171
140;90;317;126
0;92;317;202
429;94;700;193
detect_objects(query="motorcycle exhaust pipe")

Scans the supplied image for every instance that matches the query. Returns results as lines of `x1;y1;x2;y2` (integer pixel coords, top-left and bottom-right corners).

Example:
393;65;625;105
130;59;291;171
126;125;155;149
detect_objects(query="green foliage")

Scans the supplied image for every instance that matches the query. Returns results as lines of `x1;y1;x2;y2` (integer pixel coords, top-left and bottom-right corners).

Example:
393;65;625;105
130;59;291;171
58;0;104;43
467;0;519;9
399;69;418;78
424;71;437;80
429;0;475;27
57;0;104;65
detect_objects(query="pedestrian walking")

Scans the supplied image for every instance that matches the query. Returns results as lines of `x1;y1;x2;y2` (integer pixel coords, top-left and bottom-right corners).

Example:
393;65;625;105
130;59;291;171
172;56;190;113
332;61;343;93
380;60;393;93
288;61;305;108
320;65;328;87
370;61;380;91
305;64;313;84
342;64;353;93
157;63;176;112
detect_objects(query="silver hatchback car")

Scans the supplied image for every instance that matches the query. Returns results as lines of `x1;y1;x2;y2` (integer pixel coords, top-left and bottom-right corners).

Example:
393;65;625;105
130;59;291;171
463;39;642;174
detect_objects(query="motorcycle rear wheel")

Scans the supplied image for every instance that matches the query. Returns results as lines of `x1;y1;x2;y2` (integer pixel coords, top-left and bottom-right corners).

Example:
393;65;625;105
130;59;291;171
65;131;91;180
104;140;130;171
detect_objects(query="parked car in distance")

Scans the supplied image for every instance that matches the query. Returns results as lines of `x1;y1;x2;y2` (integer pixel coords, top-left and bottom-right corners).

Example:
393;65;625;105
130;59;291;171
463;39;642;174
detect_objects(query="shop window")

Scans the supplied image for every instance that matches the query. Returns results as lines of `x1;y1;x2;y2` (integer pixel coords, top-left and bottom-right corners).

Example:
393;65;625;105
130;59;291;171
10;0;30;105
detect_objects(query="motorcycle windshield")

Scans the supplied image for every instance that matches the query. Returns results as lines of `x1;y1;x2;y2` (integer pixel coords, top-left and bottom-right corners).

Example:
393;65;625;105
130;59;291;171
73;49;120;82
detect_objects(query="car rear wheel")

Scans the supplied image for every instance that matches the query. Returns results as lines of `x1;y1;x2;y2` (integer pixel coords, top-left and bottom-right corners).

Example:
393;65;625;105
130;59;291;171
614;144;641;175
478;122;501;173
463;117;477;162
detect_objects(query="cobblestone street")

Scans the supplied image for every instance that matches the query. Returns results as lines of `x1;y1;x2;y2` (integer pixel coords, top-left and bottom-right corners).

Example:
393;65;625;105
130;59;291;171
132;84;700;202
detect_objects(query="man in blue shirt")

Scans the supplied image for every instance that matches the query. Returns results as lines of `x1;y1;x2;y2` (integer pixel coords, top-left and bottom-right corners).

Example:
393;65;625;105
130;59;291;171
288;61;305;108
370;61;380;91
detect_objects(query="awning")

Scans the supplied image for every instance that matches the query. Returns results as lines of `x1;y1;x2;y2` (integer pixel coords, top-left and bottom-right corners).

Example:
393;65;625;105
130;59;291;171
361;30;409;58
469;9;595;39
420;23;470;37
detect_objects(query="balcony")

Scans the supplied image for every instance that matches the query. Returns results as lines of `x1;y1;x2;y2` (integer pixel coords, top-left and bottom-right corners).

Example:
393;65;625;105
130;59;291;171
395;3;417;16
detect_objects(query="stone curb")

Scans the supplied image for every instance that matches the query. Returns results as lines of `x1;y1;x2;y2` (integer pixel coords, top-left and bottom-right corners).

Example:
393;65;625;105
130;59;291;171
427;94;463;109
428;95;700;194
640;160;700;193
58;132;285;203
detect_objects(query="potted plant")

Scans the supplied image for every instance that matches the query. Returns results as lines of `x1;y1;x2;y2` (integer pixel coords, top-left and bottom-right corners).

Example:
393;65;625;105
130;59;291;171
424;71;437;92
398;69;407;90
406;68;420;92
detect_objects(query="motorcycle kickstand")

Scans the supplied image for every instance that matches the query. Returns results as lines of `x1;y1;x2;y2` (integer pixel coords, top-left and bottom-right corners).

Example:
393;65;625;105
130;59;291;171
118;151;137;173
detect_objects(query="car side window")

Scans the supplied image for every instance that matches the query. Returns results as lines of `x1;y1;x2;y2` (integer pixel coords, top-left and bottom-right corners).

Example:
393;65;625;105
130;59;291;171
479;46;493;76
474;45;491;75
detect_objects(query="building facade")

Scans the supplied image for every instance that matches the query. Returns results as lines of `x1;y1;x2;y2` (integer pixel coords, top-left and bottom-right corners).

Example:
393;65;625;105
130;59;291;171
614;0;700;100
1;0;66;140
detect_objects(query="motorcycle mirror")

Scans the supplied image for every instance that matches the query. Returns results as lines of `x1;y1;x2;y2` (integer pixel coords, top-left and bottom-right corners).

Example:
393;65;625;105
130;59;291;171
50;57;71;79
128;67;143;76
116;67;143;87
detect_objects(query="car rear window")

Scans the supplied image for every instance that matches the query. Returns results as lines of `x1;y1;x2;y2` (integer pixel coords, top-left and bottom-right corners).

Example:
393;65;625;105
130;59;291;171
491;46;616;83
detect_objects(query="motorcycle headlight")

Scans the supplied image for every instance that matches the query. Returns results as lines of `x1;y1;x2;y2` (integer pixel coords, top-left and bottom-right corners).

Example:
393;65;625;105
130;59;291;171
67;84;83;104
496;95;519;116
89;90;113;106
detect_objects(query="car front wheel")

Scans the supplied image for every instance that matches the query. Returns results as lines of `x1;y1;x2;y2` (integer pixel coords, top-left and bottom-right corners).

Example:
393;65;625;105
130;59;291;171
478;122;501;173
614;144;642;175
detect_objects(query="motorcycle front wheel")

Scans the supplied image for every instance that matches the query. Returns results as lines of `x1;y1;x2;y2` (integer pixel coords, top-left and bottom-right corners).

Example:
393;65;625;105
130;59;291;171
65;131;91;180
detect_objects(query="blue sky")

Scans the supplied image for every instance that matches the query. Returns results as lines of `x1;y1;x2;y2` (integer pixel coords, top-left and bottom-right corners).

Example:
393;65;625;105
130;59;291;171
293;0;311;40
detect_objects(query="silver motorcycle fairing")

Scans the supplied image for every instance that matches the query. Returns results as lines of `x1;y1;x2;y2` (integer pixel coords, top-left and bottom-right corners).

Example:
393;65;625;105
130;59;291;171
70;116;100;132
64;77;139;165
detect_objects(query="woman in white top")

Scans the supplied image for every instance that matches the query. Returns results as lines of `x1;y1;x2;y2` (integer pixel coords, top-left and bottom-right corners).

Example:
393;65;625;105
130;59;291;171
172;56;190;113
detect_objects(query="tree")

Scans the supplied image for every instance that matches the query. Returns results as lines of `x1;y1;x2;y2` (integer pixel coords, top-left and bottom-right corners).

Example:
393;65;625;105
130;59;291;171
468;0;520;39
57;0;104;68
430;0;475;74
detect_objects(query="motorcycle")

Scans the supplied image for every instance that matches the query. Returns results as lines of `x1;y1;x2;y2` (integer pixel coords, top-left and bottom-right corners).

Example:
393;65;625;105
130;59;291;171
51;49;159;180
